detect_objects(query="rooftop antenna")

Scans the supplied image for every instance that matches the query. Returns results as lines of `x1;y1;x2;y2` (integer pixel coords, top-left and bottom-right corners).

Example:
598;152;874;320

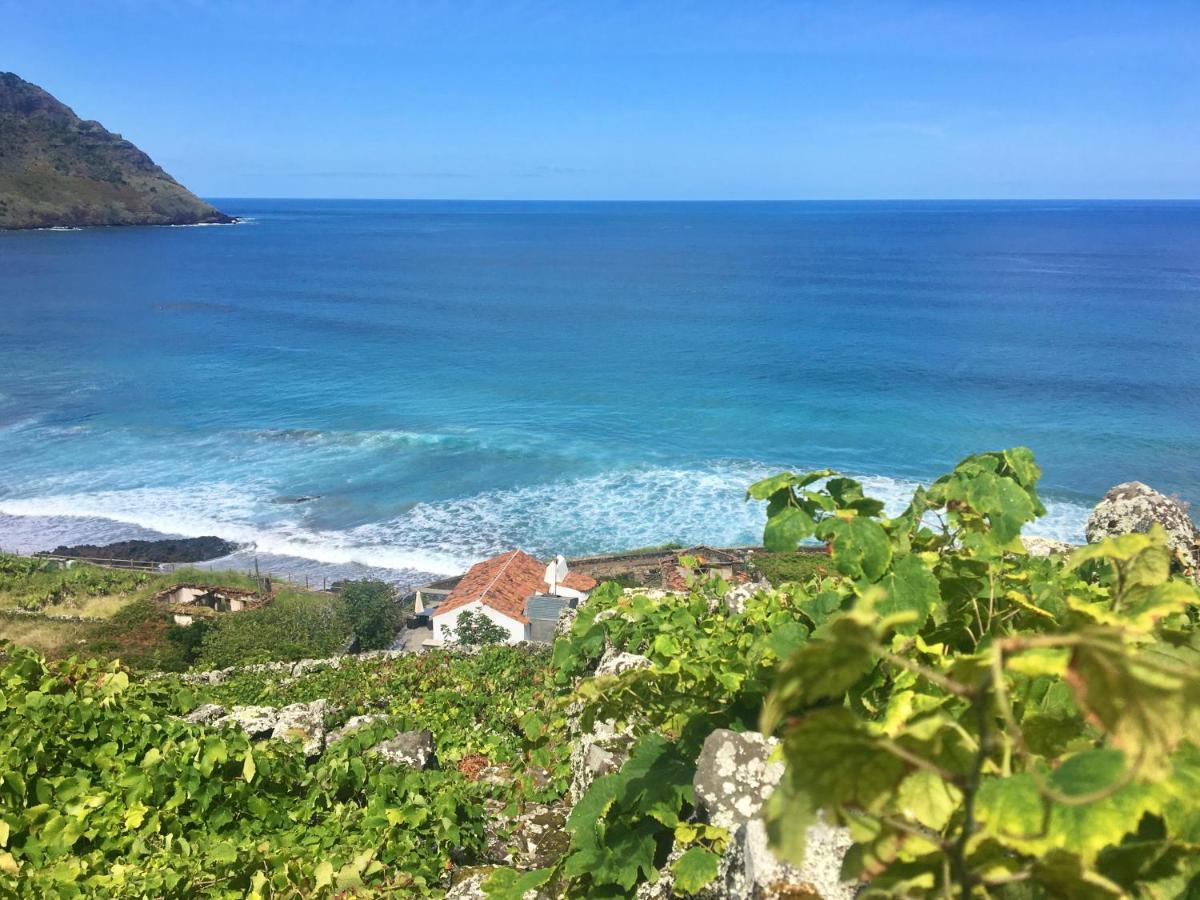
545;554;569;595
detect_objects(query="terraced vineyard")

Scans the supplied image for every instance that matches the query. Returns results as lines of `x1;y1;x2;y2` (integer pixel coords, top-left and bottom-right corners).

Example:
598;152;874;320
3;448;1200;898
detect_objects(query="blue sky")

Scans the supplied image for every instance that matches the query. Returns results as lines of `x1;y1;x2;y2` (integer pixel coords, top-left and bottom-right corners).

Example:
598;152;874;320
3;1;1197;200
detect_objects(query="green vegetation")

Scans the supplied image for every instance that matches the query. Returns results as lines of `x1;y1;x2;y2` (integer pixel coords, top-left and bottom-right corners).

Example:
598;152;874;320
524;576;809;896
3;448;1199;898
616;541;685;555
448;611;512;647
0;615;94;658
341;580;401;651
170;646;559;772
754;449;1200;897
0;648;505;896
0;554;156;612
485;448;1200;898
166;568;262;591
0;555;362;671
744;549;829;586
0;72;233;229
195;592;352;669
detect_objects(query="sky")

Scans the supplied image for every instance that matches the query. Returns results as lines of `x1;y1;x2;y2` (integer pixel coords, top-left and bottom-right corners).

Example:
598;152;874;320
3;1;1198;200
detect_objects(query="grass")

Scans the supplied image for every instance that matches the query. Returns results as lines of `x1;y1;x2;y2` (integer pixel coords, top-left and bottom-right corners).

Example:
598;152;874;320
0;616;98;657
0;555;159;613
166;567;263;590
0;553;334;671
0;556;266;618
614;541;685;556
40;592;137;619
745;550;830;587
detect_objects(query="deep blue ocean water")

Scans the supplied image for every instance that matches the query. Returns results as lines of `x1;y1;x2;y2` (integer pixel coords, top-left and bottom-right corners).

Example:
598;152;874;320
1;200;1197;584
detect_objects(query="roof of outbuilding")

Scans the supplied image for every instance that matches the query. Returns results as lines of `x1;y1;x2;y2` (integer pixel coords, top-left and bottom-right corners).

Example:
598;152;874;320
432;550;596;624
526;594;569;622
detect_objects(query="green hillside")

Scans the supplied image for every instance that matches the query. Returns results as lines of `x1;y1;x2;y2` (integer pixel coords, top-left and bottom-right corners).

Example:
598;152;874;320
0;72;232;229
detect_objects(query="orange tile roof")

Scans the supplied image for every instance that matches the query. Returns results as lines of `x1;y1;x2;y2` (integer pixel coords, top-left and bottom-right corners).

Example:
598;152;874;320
434;550;597;624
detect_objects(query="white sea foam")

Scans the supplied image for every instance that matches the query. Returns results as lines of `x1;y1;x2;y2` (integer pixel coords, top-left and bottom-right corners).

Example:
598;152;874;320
349;463;1091;563
0;484;469;576
0;463;1092;581
248;427;468;449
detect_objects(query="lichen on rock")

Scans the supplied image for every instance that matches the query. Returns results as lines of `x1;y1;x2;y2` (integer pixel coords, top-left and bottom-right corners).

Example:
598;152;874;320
1086;481;1198;578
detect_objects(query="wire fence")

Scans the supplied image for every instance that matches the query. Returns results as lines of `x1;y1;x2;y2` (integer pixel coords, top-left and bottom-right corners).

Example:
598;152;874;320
0;549;335;592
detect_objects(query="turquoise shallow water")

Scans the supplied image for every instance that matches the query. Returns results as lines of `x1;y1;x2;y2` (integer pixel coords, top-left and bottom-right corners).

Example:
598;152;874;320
1;200;1197;584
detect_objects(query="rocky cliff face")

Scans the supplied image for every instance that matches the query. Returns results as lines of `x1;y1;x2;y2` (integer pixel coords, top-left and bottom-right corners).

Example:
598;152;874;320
0;72;233;229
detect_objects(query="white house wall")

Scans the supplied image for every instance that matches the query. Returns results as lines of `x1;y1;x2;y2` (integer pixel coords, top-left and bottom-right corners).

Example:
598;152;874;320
431;600;528;645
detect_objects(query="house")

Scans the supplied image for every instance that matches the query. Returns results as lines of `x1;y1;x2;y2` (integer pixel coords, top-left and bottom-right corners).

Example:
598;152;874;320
154;583;268;626
659;545;744;591
430;550;597;645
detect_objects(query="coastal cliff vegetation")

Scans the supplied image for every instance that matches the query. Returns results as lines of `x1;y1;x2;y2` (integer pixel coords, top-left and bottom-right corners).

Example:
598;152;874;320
0;72;232;229
2;449;1199;897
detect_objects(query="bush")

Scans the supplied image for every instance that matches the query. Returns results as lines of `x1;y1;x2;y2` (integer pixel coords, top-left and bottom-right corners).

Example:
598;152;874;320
195;592;350;669
87;599;191;671
340;579;400;651
166;618;212;666
448;610;511;646
754;449;1200;897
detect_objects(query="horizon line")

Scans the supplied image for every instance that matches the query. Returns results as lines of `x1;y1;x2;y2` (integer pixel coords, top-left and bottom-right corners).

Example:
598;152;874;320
202;196;1200;204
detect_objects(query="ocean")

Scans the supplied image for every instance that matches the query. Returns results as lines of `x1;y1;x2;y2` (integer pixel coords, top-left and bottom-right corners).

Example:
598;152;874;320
1;200;1197;586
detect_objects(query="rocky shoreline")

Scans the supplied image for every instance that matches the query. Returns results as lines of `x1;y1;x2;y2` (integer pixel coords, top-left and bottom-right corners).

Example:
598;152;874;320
39;535;239;564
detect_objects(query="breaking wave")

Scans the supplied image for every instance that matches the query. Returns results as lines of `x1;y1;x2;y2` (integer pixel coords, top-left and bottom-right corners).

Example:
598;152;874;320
0;462;1091;584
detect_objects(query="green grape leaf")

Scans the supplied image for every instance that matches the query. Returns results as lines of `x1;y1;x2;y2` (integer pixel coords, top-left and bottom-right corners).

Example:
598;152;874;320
1034;850;1126;899
209;842;237;865
876;554;939;636
1001;447;1043;491
966;470;1038;544
777;707;906;810
896;769;962;831
764;771;816;866
670;847;721;894
314;860;334;889
747;472;798;500
762;616;876;732
1068;632;1197;776
242;749;256;783
483;866;555;899
824;477;886;517
763;506;816;552
1162;744;1200;843
822;517;893;581
978;751;1164;863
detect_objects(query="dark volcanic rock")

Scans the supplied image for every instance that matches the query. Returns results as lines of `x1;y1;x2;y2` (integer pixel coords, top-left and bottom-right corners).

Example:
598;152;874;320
0;72;234;229
42;536;238;564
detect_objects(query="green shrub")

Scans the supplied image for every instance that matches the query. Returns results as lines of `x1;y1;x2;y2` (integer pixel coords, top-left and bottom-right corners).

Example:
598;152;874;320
751;449;1200;897
166;618;213;666
448;610;511;647
195;592;351;669
340;580;400;651
86;599;191;671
